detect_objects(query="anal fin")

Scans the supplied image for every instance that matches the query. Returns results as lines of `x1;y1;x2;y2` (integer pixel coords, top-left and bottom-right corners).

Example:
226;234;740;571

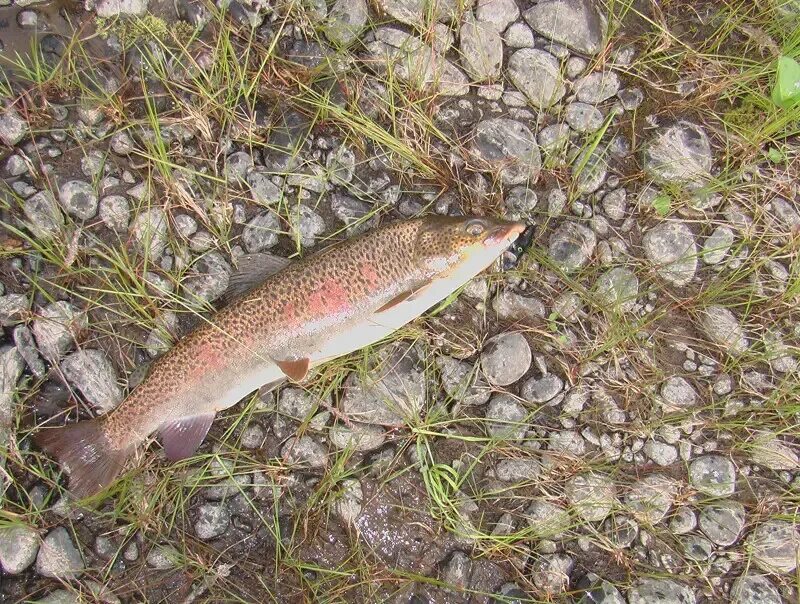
159;413;216;461
274;357;310;382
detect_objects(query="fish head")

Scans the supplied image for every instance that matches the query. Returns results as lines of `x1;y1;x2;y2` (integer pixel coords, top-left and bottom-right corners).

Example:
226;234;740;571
414;216;526;277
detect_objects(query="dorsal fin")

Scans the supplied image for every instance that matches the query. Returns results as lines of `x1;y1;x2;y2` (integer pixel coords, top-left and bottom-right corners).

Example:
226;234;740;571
220;253;292;305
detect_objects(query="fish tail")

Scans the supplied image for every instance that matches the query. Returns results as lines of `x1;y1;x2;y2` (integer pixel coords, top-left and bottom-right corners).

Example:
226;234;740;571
35;419;133;499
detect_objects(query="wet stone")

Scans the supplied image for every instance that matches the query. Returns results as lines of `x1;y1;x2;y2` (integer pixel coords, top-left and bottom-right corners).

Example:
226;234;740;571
485;394;527;440
131;208;168;261
224;151;254;184
689;455;736;497
642;221;697;286
699;500;745;546
642;122;712;190
574;148;607;193
548;221;597;272
324;0;368;46
0;525;39;574
521;374;563;403
523;0;608;55
531;554;573;593
747;520;799;574
60;349;123;413
574;71;620;104
702;226;734;264
195;503;230;540
628;579;696;604
565;102;604;133
624;474;677;525
595;267;638;312
35;527;84;580
644;441;678;466
329;422;386;452
731;574;783;604
507;49;566;109
32;301;86;362
182;252;231;305
660;376;698;411
492;290;546;322
669;507;697;535
0;294;27;326
289;205;325;247
480;332;531;386
334;479;363;524
538;123;571;156
471;118;541;186
99;195;129;231
603;515;638;548
13;325;45;377
617;87;644;110
242;212;280;252
682;534;714;561
0;108;29;146
698;306;748;356
281;436;327;469
23;190;64;239
524;499;570;538
750;433;799;470
93;0;148;17
248;171;282;206
460;17;503;81
436;355;491;407
566;472;617;522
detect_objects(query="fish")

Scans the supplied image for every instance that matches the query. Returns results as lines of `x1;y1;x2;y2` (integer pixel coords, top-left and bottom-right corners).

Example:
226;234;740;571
35;215;526;498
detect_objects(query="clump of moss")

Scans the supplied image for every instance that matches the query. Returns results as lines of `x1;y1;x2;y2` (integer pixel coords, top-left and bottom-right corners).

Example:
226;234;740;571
96;15;195;50
724;95;768;131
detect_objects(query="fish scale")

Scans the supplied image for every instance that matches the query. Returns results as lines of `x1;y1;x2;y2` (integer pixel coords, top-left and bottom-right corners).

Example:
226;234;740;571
35;215;525;498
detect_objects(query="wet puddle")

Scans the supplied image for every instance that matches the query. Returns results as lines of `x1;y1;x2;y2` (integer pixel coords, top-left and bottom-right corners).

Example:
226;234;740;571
0;0;78;70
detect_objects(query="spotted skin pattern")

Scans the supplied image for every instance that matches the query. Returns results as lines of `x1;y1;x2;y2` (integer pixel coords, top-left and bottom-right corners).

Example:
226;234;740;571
48;216;525;489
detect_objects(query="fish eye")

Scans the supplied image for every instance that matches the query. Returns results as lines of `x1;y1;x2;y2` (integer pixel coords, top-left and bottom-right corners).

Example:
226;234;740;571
465;220;486;236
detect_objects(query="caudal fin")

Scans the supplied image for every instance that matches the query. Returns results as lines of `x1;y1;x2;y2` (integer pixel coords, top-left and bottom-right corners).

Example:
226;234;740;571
35;419;132;499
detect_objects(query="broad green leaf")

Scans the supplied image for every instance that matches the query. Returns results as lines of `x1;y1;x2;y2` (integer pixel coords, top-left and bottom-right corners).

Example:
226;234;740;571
652;194;671;217
771;55;800;109
767;147;785;163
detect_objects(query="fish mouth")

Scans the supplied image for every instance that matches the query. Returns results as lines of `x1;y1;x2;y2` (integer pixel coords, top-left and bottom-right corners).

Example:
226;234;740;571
483;221;526;247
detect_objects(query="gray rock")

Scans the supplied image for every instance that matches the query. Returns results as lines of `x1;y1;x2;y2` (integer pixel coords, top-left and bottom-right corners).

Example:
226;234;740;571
0;109;29;146
495;457;541;482
689;455;736;497
146;543;180;568
566;472;616;521
624;474;677;524
13;325;45;378
341;342;426;425
329;422;386;451
110;130;135;155
480;332;531;386
548;221;596;272
99;195;129;231
575;71;620;104
699;500;745;546
702;226;734;264
660;376;697;411
6;154;28;176
521;374;563;403
524;499;570;538
32;301;87;362
35;527;84;579
577;576;625;604
471;118;541;186
460;17;504;81
281;435;328;468
524;0;607;55
548;430;586;458
508;48;566;108
565;102;604;132
750;433;799;471
476;0;518;32
0;347;24;449
60;349;123;413
441;550;471;591
485;394;527;440
290;205;325;247
330;193;374;234
374;0;470;27
642;221;697;286
326;146;356;185
628;579;695;604
747;520;799;574
277;386;321;420
504;186;538;219
334;479;363;524
31;591;78;604
669;507;697;535
224;151;254;184
182;251;231;305
603;515;638;548
0;294;27;326
642;122;712;190
23;191;64;239
538;123;571;155
366;27;468;96
195;502;230;540
325;0;368;45
242;211;280;252
436;355;491;407
131;208;168;261
644;441;678;466
601;188;628;221
566;55;588;78
574;147;607;193
247;171;282;206
174;214;198;239
492;290;545;322
531;554;574;593
731;574;783;604
682;534;714;561
617;87;644;110
92;0;148;17
240;423;265;449
595;267;638;311
0;525;39;574
698;306;747;355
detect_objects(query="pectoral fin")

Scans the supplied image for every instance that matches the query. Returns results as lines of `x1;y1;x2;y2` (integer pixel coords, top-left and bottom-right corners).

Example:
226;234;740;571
376;284;431;313
274;357;310;382
159;413;216;461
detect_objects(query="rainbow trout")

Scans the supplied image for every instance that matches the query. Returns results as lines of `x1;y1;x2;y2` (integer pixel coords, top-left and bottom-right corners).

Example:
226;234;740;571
36;215;525;497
